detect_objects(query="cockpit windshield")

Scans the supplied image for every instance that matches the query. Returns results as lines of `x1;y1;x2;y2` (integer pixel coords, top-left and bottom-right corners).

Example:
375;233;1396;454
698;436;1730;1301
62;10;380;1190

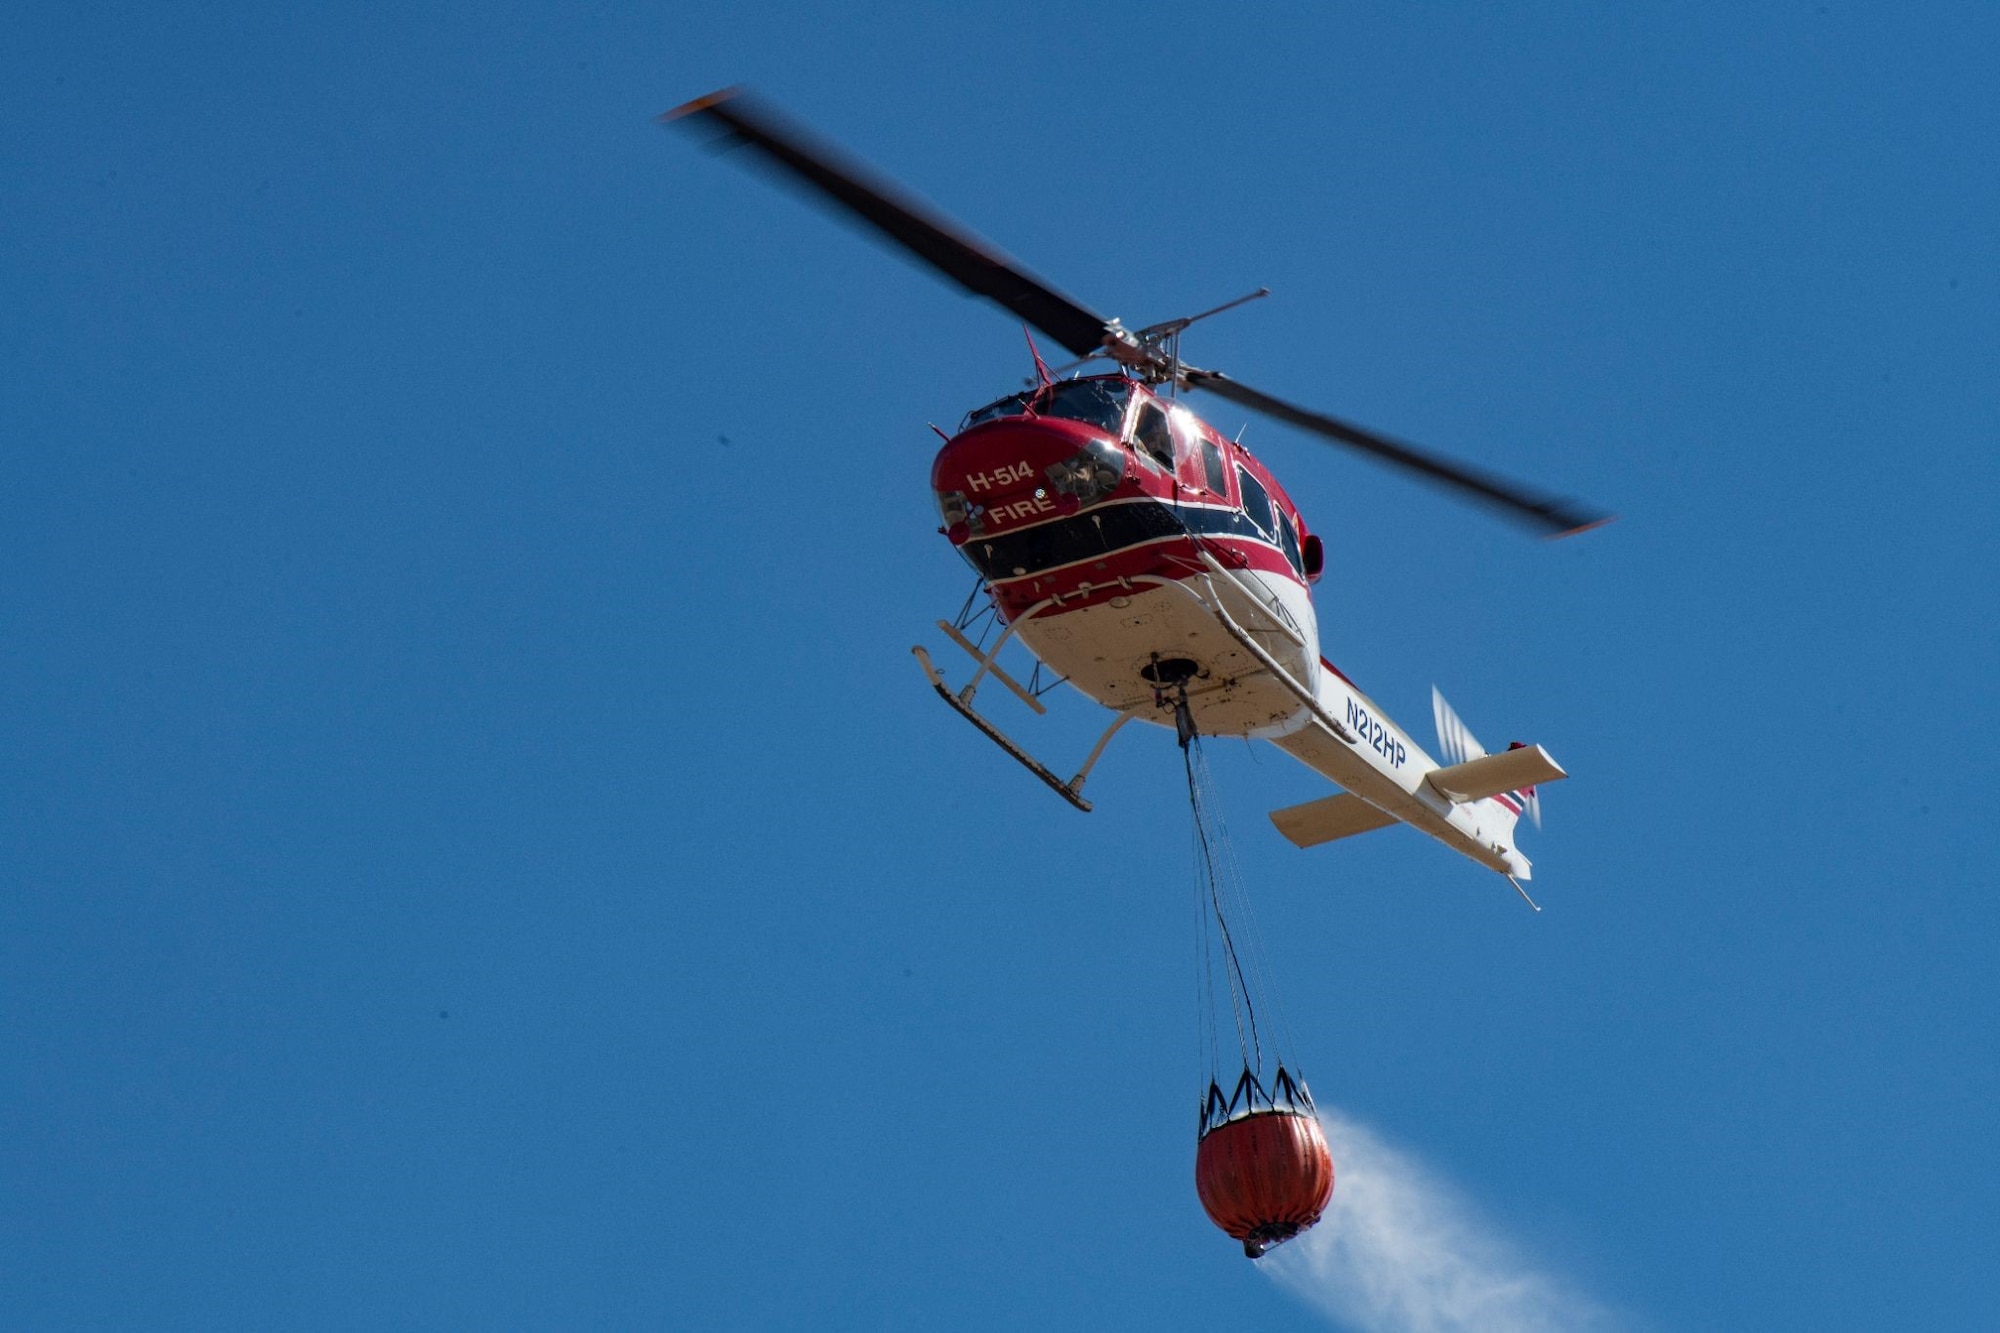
1031;378;1132;433
962;392;1032;428
960;377;1134;434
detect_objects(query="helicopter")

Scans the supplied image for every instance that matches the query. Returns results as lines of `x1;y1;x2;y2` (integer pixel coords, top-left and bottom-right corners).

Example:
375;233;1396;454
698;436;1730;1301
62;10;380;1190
667;89;1610;906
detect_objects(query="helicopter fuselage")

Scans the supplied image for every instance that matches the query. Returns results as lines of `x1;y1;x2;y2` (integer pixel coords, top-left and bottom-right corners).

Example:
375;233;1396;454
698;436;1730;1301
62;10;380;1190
930;374;1544;881
933;375;1322;739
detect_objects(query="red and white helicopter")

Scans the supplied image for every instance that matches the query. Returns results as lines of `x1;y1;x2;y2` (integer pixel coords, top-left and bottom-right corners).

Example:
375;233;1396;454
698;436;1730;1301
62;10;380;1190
669;90;1610;906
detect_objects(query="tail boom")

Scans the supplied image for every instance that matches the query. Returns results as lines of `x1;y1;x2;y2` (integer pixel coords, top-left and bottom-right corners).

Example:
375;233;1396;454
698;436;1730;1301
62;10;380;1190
1267;664;1567;880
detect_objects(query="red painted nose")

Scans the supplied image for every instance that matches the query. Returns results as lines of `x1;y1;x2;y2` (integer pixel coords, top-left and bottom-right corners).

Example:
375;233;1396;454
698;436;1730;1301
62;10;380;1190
932;416;1136;540
931;416;1106;495
933;417;1119;544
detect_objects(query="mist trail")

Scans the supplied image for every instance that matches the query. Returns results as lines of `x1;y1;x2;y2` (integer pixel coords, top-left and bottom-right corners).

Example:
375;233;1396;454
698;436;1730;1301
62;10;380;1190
1261;1107;1624;1333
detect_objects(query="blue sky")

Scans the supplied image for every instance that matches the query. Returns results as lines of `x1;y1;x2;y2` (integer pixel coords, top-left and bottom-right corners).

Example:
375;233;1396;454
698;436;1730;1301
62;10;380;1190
4;4;1995;1329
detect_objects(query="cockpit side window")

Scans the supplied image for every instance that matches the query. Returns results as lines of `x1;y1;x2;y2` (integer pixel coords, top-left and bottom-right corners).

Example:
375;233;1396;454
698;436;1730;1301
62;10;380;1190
1168;408;1220;495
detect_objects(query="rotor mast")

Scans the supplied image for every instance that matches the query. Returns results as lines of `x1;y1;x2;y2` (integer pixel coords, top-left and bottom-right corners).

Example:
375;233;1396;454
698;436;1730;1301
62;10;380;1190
1099;288;1272;391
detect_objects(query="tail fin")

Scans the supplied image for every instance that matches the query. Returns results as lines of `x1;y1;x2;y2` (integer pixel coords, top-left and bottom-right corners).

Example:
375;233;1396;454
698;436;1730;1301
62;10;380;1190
1505;741;1543;830
1431;688;1544;830
1431;686;1485;767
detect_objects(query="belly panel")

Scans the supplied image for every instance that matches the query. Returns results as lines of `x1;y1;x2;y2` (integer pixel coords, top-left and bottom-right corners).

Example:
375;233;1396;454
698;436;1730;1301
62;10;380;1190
1012;571;1318;739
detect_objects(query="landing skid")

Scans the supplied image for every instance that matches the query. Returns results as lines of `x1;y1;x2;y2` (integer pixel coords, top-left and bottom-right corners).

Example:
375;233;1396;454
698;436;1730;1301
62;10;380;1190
913;644;1139;813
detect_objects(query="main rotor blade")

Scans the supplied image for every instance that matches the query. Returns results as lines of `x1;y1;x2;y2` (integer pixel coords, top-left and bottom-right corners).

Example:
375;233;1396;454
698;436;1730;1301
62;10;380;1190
1183;369;1611;538
664;88;1112;359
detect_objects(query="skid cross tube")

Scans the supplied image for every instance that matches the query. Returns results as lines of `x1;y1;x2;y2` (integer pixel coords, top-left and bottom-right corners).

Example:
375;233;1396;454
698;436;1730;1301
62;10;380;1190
956;595;1057;706
914;646;1141;813
936;619;1045;716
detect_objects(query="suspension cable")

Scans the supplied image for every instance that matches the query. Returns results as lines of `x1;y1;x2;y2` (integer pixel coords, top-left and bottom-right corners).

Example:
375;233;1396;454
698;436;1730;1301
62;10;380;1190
1184;730;1265;1074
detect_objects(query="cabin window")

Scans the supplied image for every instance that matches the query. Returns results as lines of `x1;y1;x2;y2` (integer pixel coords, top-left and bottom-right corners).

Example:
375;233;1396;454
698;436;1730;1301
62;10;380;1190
1134;402;1174;470
1277;510;1304;575
1238;467;1276;537
1199;440;1228;494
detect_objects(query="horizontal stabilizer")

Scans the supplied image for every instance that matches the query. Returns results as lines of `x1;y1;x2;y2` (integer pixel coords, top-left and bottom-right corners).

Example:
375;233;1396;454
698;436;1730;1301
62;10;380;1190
1270;792;1399;849
1424;744;1567;804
